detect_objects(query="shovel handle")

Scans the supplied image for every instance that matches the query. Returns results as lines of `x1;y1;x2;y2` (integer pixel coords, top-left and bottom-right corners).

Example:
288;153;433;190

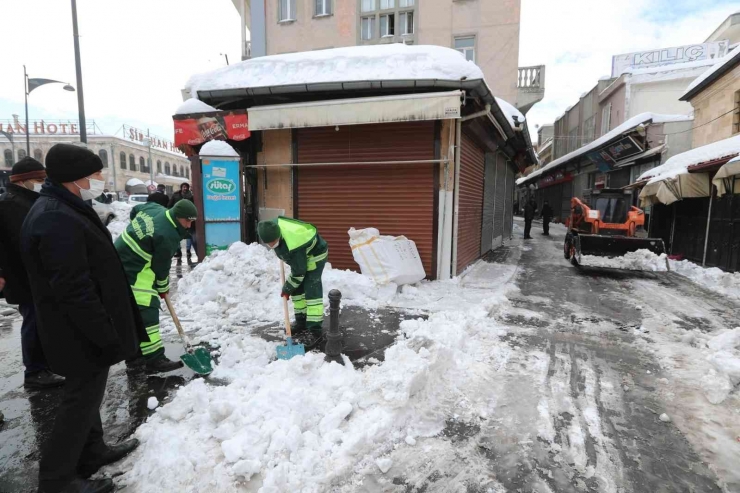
163;293;191;352
279;261;292;338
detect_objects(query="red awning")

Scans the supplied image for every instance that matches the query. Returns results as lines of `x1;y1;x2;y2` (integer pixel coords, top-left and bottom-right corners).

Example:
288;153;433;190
173;109;250;147
688;154;738;173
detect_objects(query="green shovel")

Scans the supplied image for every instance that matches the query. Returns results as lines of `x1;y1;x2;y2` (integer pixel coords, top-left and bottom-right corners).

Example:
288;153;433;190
163;294;213;376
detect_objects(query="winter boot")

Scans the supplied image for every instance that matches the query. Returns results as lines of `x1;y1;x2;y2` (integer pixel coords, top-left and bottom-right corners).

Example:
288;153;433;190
291;316;307;335
24;370;65;390
145;355;184;374
78;439;140;478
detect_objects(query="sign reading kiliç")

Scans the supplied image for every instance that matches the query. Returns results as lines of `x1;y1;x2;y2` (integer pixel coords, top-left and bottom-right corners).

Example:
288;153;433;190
611;40;729;77
201;157;241;255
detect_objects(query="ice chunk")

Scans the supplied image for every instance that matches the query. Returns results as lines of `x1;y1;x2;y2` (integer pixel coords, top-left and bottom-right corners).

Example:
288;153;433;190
659;413;671;422
147;397;159;410
701;369;734;405
319;401;353;436
376;457;393;474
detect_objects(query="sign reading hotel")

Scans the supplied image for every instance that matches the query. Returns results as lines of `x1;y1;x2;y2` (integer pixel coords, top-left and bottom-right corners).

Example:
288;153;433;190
124;125;184;155
611;40;729;77
0;120;82;135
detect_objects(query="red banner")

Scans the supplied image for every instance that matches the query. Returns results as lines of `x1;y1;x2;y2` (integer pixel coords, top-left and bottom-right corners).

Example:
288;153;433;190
173;109;250;147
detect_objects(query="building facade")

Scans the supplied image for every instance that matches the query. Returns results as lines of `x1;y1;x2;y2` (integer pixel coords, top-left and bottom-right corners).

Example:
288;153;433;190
232;0;544;113
0;118;190;195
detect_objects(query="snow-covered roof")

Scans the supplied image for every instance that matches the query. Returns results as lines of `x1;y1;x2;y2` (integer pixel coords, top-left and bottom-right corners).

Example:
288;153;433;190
126;178;145;187
494;97;524;129
517;112;692;185
175;98;218;115
537;138;553;154
200;140;239;157
184;44;484;98
681;45;740;100
638;134;740;185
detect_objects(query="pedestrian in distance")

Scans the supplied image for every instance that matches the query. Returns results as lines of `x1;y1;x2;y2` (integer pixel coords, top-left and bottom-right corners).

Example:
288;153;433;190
541;200;554;236
523;197;537;239
153;183;168;203
116;199;198;373
258;217;329;337
21;144;147;493
0;158;65;390
168;182;196;263
146;190;169;207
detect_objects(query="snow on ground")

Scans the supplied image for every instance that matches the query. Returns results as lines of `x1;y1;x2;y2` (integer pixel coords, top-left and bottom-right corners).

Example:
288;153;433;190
106;201;133;241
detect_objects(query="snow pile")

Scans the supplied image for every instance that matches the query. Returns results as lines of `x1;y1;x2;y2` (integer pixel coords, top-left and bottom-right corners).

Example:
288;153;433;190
175;98;218;115
581;250;669;271
495;97;524;129
184;44;484;97
700;328;740;404
106;201;133;241
638;134;740;184
118;300;512;492
200;140;239;157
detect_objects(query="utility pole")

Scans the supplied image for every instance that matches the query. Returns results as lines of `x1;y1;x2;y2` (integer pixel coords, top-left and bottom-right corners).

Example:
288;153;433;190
71;0;87;144
24;66;30;155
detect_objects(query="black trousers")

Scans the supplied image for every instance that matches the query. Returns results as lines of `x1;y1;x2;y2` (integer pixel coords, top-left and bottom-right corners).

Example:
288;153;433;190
524;219;533;238
543;220;550;235
38;367;109;492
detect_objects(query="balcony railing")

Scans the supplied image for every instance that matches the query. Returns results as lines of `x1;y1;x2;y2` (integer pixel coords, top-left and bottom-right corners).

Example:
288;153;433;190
518;65;545;91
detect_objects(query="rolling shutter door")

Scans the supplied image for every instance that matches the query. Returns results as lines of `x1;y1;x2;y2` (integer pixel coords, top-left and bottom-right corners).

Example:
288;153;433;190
560;180;573;222
492;153;507;247
481;153;495;255
457;132;485;273
295;122;437;277
504;162;515;240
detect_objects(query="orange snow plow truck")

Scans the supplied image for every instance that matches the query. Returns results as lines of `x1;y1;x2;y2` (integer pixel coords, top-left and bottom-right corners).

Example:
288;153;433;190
563;189;667;267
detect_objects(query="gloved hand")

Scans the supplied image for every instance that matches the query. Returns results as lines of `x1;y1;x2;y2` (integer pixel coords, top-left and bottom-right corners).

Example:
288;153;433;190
280;291;290;300
159;291;169;300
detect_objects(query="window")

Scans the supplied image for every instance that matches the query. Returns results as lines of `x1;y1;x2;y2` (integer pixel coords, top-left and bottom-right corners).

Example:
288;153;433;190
157;160;162;173
399;0;414;6
18;149;27;160
120;152;127;170
279;0;296;21
139;157;146;172
33;149;43;162
734;90;740;134
399;11;413;34
380;0;394;8
568;127;579;153
583;116;595;145
98;149;108;168
129;154;136;171
454;36;475;62
315;0;331;16
164;162;171;175
185;168;190;179
380;14;394;36
600;103;612;136
361;16;376;40
4;149;12;167
173;165;179;177
361;0;376;12
180;165;185;177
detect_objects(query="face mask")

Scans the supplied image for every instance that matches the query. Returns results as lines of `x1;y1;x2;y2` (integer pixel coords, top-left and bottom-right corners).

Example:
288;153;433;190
33;183;43;193
76;177;106;201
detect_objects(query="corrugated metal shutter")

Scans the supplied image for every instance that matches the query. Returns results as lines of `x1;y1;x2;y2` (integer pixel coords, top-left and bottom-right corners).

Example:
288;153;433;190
481;153;495;255
295;122;437;276
561;181;573;221
504;163;515;239
458;132;485;273
493;153;507;247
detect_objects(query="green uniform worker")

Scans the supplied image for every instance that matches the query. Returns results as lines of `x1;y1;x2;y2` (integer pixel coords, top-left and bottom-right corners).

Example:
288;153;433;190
258;217;328;335
115;200;198;373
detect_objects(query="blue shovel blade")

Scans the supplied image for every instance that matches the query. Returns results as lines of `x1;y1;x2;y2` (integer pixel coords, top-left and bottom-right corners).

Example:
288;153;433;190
276;337;306;360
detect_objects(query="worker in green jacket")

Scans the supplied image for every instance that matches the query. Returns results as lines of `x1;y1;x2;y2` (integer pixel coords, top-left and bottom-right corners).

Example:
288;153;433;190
258;217;328;336
115;199;198;373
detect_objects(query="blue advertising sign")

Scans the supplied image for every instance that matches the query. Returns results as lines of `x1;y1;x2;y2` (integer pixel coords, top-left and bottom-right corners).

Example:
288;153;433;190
201;158;241;255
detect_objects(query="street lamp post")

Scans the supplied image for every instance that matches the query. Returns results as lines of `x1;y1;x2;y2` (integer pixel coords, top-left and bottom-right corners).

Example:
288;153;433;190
70;0;87;144
23;66;75;155
143;135;154;192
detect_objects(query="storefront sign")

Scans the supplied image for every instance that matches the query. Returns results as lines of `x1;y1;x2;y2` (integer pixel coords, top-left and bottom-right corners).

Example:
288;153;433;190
587;136;643;173
174;109;250;147
201;157;241;255
125;125;183;154
611;40;729;77
538;170;572;188
0;120;81;135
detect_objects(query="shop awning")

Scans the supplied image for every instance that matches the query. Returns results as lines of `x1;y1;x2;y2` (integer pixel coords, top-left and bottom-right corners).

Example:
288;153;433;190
639;172;710;206
713;156;740;197
247;90;462;131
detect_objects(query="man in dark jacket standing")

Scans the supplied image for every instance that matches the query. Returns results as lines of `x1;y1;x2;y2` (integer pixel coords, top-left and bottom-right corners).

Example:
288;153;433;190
0;158;65;389
22;144;147;493
523;197;537;240
541;200;554;236
168;182;196;263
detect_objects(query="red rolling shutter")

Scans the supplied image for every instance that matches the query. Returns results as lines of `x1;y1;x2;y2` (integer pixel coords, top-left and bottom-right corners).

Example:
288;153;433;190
457;132;485;273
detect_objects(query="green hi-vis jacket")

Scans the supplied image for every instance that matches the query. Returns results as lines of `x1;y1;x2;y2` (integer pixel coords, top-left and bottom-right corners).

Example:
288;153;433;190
272;217;328;294
114;202;189;309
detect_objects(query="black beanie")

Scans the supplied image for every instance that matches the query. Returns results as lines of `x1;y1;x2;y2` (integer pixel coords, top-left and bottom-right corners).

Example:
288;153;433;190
10;157;46;183
45;143;103;183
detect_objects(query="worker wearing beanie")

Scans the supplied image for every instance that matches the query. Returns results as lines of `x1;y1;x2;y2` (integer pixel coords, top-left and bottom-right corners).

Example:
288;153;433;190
115;198;198;373
0;157;65;390
258;217;328;336
21;143;146;493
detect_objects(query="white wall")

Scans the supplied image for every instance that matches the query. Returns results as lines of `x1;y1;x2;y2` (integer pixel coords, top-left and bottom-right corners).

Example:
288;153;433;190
628;79;695;119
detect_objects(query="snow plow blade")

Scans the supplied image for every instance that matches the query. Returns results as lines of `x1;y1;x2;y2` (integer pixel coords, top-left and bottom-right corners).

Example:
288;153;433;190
578;234;667;258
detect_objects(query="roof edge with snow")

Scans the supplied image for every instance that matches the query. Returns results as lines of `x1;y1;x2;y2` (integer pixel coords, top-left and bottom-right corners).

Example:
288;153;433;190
681;46;740;101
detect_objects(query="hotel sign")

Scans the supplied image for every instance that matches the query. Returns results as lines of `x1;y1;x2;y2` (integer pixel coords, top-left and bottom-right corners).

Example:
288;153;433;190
0;120;82;135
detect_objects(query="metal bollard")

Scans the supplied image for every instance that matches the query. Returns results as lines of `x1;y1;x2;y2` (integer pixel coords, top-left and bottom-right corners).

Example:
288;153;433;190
324;289;344;365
